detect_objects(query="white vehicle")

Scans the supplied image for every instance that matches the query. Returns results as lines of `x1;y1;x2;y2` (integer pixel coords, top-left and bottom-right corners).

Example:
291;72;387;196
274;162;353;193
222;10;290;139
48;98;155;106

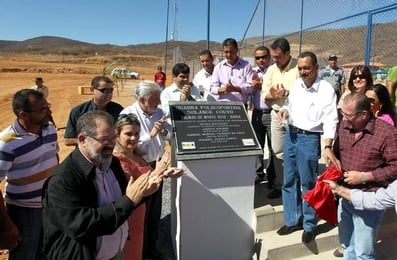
111;68;140;79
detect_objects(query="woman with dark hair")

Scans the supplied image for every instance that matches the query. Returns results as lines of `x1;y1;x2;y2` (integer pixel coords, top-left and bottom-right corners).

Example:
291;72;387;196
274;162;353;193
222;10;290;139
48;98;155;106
113;114;184;259
347;65;373;93
366;84;396;126
338;65;374;109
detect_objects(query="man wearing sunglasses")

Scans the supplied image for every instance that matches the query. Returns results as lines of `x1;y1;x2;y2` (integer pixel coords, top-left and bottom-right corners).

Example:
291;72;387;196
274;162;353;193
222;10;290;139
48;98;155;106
319;55;346;101
250;46;276;190
64;76;123;146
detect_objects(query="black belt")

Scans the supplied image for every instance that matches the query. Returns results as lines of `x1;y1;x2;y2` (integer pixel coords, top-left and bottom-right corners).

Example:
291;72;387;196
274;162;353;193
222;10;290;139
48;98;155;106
253;108;272;114
289;125;320;135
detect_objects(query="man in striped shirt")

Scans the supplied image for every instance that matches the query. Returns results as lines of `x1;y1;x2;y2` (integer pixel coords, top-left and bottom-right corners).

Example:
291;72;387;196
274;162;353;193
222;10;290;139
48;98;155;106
0;89;58;260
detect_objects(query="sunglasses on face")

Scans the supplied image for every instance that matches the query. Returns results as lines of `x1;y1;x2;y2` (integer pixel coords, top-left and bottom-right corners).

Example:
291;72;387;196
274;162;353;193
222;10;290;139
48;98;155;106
255;55;269;60
353;74;366;80
94;87;114;93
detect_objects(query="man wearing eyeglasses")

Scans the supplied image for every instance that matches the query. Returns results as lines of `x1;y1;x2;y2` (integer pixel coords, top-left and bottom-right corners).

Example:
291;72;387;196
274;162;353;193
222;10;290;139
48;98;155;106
319;55;346;101
331;92;397;259
277;52;339;243
0;89;59;259
64;76;123;146
42;110;184;260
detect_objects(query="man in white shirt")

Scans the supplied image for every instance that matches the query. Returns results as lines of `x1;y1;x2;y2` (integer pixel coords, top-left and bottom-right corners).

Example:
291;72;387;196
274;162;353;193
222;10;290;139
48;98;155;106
119;80;172;259
161;63;201;117
193;50;218;101
120;80;172;164
277;51;339;243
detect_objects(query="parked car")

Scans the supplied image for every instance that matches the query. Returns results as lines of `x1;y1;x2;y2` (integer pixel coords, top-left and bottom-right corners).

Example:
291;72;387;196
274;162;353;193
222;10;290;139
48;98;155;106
111;68;140;79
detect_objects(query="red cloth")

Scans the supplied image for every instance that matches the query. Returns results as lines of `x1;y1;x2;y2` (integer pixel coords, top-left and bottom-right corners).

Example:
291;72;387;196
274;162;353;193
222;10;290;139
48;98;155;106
302;166;342;224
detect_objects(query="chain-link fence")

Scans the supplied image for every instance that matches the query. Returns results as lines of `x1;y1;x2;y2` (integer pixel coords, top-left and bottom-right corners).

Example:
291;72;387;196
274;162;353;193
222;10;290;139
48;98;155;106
239;0;397;80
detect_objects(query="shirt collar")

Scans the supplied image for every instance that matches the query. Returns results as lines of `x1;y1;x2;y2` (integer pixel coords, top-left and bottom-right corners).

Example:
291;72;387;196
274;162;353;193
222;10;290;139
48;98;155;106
278;56;297;73
12;119;47;137
170;83;182;93
222;57;243;68
342;115;375;134
299;77;321;92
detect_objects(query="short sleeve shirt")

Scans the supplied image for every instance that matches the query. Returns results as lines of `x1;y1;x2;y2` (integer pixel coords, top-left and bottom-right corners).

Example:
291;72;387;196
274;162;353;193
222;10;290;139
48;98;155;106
64;100;123;138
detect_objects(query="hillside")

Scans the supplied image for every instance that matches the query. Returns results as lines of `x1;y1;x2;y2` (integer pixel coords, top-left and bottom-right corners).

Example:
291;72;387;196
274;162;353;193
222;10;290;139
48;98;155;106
0;21;396;67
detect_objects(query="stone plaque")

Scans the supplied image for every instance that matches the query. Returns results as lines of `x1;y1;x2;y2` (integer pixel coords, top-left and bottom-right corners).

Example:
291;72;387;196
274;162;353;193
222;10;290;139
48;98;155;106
169;101;261;158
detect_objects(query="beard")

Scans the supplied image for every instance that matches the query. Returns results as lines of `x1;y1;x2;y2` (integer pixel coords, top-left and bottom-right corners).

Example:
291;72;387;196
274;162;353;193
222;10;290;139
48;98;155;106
87;141;113;164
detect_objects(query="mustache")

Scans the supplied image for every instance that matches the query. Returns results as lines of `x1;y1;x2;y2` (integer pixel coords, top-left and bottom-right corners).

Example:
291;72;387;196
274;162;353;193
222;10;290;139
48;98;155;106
102;147;114;152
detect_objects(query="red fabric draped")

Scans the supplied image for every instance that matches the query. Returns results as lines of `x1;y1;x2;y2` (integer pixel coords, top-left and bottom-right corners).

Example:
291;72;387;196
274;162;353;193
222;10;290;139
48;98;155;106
303;166;342;224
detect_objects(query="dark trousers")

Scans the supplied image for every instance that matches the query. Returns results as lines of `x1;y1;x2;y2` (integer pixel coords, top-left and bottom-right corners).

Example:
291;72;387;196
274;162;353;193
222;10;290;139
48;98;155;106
7;204;46;260
142;161;163;257
251;109;276;184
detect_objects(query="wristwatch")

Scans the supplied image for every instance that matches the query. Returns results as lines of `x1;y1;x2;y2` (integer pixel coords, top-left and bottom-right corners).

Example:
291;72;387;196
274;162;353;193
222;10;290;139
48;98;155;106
324;145;333;150
360;171;367;184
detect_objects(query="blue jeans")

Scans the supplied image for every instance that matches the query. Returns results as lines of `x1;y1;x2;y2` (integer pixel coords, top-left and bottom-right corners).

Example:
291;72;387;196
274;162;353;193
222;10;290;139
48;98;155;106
282;128;320;231
7;204;46;260
338;198;384;260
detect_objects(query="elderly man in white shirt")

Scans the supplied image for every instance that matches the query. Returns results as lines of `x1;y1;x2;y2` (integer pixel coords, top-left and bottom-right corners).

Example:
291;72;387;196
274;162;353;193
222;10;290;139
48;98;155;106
120;80;172;163
119;80;173;259
276;51;339;243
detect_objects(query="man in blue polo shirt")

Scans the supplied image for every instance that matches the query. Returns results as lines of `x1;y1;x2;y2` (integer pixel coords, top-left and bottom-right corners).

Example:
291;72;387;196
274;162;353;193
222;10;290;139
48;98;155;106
64;76;123;146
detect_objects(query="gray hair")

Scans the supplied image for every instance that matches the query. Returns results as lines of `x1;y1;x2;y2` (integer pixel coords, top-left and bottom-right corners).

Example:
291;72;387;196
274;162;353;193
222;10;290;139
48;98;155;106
76;110;115;137
135;80;160;100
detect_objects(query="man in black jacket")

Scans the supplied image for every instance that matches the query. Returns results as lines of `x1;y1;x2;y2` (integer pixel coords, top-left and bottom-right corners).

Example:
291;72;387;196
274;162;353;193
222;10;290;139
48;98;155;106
42;110;181;259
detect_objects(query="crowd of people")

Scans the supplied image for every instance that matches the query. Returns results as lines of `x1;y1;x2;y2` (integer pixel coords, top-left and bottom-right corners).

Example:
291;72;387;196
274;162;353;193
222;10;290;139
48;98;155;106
1;36;397;260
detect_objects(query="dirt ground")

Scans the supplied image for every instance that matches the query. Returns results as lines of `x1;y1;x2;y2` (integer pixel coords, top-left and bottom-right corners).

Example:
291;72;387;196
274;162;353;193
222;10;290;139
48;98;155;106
0;59;163;161
0;58;160;258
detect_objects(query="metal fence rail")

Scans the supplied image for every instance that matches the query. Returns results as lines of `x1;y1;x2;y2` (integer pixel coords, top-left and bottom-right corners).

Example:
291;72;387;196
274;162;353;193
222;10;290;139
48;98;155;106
239;0;397;71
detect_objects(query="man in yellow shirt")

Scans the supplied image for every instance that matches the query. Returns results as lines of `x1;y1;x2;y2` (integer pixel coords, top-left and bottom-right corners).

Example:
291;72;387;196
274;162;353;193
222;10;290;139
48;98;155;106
261;38;299;198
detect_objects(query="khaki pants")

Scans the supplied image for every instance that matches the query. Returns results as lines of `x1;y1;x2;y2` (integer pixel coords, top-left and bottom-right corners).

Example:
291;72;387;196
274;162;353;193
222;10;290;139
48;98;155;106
270;110;286;187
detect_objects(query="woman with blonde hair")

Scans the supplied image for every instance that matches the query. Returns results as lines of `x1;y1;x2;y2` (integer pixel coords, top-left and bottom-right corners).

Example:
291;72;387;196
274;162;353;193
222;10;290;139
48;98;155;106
113;113;183;259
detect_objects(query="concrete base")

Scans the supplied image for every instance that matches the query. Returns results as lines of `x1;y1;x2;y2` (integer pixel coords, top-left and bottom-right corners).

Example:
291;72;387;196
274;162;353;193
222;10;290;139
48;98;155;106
171;156;257;260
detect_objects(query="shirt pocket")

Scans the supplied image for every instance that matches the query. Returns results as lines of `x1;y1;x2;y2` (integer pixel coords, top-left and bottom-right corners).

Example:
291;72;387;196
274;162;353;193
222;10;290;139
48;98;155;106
306;101;324;122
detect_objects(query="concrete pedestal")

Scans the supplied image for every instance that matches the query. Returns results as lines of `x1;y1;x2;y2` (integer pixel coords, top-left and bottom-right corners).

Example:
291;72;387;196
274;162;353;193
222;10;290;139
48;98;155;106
171;155;257;260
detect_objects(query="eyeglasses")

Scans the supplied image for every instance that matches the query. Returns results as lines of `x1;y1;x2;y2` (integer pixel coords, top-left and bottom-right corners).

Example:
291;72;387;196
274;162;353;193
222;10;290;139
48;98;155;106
353;74;366;80
255;55;269;60
94;87;114;93
26;104;51;113
87;135;116;145
339;110;362;120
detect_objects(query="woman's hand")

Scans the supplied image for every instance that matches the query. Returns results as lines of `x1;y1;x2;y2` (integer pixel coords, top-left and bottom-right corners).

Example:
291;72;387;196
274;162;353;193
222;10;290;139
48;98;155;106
163;167;186;178
154;150;171;174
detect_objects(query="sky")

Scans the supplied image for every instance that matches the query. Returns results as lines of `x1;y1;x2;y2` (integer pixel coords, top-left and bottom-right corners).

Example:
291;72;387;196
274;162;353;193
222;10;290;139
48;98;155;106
2;0;395;46
1;0;265;46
